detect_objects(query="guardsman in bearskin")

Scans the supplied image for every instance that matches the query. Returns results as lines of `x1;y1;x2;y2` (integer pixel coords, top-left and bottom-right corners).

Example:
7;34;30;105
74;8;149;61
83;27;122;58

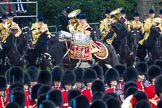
105;68;123;102
31;83;42;108
38;100;55;108
114;64;126;92
24;73;34;108
91;80;105;96
145;65;161;108
27;66;39;88
91;65;104;81
100;8;114;43
0;76;7;108
46;89;63;108
135;61;150;91
61;70;76;107
73;68;85;90
82;69;97;103
51;66;63;90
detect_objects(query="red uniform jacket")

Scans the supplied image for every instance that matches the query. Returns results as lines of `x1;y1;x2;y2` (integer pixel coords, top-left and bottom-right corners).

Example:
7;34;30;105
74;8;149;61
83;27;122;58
136;81;145;91
4;87;9;106
25;91;34;108
81;88;92;103
105;87;117;93
0;96;4;108
145;84;159;108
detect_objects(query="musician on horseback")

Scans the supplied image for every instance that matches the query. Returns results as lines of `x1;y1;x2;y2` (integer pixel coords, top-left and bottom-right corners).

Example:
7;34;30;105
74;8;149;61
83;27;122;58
137;8;155;61
100;8;116;44
0;14;21;63
128;12;143;33
31;16;51;63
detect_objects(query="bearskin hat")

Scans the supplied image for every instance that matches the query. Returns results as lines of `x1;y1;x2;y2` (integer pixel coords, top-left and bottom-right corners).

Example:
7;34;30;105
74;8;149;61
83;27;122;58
123;67;138;82
90;100;107;108
124;81;137;92
37;94;46;107
102;92;118;102
155;75;162;96
92;65;104;80
61;70;76;87
148;65;161;81
68;89;81;105
38;70;52;85
124;86;138;98
105;96;121;108
154;59;162;71
134;91;148;102
135;61;148;75
46;89;63;107
91;80;105;95
38;100;56;108
83;69;97;84
114;64;126;78
6;102;20;108
92;92;104;102
27;66;39;82
74;68;84;82
9;83;24;95
24;73;31;86
0;76;7;91
105;68;119;85
51;66;63;82
10;91;26;108
31;83;42;103
70;95;89;108
37;85;51;98
135;100;151;108
9;66;24;84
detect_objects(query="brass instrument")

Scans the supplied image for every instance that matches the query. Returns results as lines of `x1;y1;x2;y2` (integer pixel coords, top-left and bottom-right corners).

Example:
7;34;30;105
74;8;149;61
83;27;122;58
110;7;123;22
67;9;81;33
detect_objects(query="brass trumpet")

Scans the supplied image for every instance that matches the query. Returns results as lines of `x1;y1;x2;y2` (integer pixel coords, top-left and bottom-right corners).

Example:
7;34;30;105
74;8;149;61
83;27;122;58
110;7;123;21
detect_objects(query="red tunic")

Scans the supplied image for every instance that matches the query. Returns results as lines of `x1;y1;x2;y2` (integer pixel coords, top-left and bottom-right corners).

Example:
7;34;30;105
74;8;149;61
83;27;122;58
81;88;92;103
25;91;34;108
105;87;117;93
61;89;68;108
4;87;9;106
136;81;145;91
0;96;4;108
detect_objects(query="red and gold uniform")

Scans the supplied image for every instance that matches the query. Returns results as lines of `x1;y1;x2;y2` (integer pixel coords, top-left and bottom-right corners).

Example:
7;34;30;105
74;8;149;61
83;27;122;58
25;90;34;108
81;87;92;103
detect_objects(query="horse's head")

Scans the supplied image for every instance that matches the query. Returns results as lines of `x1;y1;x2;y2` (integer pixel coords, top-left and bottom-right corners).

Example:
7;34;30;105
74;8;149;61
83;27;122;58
22;26;34;49
130;28;141;46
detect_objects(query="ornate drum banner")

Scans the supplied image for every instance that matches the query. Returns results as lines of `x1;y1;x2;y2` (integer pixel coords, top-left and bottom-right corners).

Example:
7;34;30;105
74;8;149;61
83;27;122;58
70;42;92;60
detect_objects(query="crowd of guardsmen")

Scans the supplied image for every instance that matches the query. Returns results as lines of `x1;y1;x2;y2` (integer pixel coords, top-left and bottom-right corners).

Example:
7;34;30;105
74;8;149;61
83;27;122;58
0;6;162;108
0;60;162;108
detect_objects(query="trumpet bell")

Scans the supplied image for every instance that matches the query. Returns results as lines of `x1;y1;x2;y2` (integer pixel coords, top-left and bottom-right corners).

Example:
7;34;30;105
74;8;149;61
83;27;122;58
110;7;123;15
68;9;81;18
